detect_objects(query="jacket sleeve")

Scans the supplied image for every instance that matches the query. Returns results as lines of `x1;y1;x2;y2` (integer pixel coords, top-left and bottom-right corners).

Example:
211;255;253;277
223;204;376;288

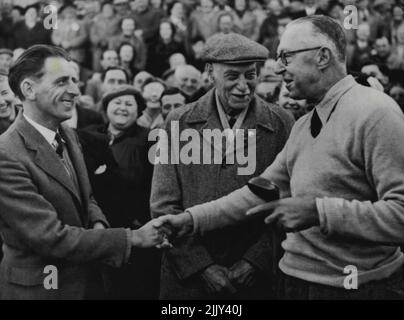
150;112;214;280
0;148;130;268
188;142;291;235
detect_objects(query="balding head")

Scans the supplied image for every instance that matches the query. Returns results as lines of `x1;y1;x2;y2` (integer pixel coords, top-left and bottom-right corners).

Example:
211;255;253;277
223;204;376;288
288;15;347;63
174;65;201;97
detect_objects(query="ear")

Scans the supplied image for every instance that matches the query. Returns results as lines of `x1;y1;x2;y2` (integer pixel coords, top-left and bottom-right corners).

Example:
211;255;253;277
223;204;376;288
20;78;36;101
317;47;332;70
205;63;214;82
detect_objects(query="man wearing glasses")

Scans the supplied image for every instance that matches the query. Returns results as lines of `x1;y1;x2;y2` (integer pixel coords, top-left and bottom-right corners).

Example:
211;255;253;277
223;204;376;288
160;15;404;299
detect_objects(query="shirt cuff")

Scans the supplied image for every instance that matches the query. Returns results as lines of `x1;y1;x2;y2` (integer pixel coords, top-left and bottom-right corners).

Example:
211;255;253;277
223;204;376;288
316;197;329;235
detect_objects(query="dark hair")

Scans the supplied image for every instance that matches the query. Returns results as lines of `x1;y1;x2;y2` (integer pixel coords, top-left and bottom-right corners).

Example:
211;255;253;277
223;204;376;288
167;1;182;15
291;15;347;62
101;66;129;83
162;86;187;99
117;42;137;62
141;77;166;92
8;44;71;101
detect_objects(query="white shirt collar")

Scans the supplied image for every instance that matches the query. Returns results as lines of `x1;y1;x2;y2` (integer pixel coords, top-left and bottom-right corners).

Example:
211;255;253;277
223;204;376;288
23;114;57;146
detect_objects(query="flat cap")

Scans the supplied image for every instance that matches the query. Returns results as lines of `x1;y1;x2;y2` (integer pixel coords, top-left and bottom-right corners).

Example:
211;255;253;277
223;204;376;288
202;33;269;64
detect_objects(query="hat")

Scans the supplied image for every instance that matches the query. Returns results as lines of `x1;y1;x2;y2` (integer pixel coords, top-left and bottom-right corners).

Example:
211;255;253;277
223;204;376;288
202;33;269;64
101;85;146;113
0;49;13;57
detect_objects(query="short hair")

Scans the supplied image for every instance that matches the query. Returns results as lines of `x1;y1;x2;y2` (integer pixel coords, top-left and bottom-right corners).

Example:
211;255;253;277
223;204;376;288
162;86;187;98
101;66;129;83
9;44;71;100
290;15;347;62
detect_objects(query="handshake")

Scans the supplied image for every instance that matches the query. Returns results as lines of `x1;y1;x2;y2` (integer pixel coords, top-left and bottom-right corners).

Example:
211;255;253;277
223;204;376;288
130;212;194;249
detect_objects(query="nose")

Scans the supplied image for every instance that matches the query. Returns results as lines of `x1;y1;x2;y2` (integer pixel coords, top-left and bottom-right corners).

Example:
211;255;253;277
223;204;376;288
67;81;80;97
236;76;248;92
274;59;286;75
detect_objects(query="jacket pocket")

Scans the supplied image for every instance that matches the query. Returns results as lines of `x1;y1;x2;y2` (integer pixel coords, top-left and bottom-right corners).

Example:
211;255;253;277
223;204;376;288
5;266;47;286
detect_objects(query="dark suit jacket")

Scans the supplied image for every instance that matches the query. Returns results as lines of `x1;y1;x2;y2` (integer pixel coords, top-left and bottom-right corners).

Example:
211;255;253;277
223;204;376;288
76;105;104;130
0;114;129;300
151;89;294;299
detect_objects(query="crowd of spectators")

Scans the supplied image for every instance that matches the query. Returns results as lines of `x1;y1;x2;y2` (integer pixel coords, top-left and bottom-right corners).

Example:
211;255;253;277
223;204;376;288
1;0;404;299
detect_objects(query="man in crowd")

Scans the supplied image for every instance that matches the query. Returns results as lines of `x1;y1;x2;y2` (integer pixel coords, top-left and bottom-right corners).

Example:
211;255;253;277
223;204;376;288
151;33;294;299
0;45;168;300
85;49;120;104
173;64;205;102
160;15;404;299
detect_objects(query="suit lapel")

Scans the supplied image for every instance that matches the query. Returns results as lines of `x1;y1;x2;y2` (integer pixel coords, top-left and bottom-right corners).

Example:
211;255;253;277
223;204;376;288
60;125;89;211
15;114;82;206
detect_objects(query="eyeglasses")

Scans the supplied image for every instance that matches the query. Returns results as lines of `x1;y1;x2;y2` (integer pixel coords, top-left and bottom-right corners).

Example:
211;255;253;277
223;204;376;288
277;46;322;66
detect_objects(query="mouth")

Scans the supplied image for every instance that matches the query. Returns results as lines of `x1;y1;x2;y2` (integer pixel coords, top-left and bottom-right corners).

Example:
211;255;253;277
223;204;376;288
61;99;74;108
231;93;250;101
0;103;10;112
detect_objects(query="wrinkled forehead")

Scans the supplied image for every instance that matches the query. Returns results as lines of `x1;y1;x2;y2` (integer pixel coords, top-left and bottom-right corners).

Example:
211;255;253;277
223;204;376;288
278;22;320;52
41;57;76;79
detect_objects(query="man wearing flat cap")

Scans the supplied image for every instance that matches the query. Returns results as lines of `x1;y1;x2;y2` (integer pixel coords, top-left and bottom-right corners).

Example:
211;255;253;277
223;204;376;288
151;33;294;299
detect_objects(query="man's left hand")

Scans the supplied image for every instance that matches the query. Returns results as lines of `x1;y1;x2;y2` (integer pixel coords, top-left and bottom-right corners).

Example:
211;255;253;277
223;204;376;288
247;197;319;232
228;260;257;289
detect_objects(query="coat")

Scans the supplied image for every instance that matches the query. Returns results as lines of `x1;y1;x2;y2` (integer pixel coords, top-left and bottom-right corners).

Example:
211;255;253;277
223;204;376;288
151;89;294;299
0;114;128;300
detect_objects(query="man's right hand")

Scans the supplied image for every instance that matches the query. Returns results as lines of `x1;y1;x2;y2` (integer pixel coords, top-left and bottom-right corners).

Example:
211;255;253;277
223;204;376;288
131;219;170;248
154;212;194;238
201;265;237;294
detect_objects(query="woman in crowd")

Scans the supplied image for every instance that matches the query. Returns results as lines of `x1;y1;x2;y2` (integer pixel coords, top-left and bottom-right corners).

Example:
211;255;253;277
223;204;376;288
118;42;140;81
147;20;186;77
78;85;159;299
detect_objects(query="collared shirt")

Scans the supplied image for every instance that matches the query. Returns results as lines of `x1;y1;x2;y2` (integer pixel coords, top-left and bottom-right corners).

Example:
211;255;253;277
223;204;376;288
215;90;249;130
24;114;80;191
23;114;57;146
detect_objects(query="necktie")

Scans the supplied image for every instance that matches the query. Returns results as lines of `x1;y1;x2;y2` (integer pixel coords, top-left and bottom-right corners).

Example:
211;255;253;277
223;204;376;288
228;117;237;128
54;133;65;158
310;108;322;138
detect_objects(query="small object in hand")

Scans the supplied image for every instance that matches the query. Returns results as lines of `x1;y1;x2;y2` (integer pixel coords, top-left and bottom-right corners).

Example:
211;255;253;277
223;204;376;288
247;176;279;202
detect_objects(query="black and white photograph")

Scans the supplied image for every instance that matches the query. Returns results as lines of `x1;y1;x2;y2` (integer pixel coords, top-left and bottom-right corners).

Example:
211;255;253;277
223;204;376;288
0;0;404;306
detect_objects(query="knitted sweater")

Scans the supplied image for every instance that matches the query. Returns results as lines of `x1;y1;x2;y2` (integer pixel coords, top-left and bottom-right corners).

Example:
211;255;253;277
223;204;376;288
188;75;404;288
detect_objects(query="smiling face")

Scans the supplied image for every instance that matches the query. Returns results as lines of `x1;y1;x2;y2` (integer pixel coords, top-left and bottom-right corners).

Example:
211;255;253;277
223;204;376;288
26;57;80;126
175;66;201;97
107;94;138;130
275;23;322;101
161;93;186;119
0;75;15;120
210;62;257;112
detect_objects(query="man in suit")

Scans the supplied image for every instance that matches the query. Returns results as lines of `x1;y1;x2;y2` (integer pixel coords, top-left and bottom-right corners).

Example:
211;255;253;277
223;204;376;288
0;44;167;300
151;33;294;299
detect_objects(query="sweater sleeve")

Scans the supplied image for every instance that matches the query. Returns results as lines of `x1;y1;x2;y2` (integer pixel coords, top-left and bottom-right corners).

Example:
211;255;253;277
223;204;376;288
189;145;291;235
317;108;404;244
